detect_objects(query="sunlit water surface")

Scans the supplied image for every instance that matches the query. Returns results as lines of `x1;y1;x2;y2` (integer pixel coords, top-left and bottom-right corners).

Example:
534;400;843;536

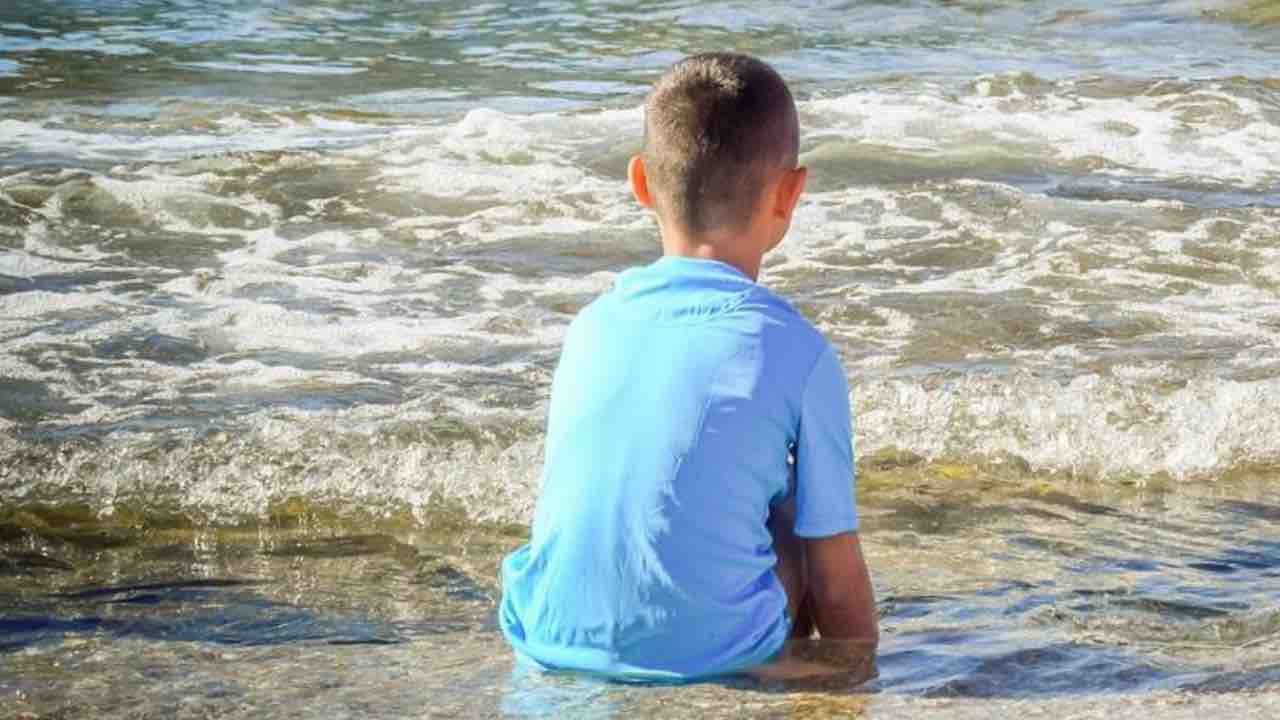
3;0;1280;716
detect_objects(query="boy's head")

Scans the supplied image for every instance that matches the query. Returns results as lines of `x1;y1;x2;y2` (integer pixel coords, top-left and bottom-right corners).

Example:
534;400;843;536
631;53;806;262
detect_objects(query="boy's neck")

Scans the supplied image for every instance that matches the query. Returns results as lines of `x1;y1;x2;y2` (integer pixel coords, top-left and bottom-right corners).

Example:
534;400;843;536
659;225;767;281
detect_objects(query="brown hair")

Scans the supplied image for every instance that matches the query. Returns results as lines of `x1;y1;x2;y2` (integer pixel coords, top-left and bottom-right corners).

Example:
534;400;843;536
642;53;799;234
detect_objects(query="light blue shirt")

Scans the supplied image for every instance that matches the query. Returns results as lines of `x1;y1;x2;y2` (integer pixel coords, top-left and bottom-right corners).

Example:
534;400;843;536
499;256;858;681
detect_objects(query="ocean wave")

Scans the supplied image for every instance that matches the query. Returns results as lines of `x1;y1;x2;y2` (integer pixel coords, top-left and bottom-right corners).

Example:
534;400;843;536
4;369;1280;530
3;65;1279;534
805;76;1280;188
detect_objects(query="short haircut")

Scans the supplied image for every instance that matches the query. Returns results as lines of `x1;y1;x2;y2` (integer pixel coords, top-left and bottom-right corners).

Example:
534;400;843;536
642;53;800;235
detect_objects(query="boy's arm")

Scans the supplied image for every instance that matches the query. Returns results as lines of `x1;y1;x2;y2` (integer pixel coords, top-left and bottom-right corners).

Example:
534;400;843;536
792;343;876;644
806;531;879;645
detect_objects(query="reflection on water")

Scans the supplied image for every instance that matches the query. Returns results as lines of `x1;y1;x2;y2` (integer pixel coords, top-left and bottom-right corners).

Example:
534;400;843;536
3;476;1279;716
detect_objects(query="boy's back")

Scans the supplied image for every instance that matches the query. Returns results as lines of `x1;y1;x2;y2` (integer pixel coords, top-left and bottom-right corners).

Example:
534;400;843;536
500;254;857;680
500;52;877;682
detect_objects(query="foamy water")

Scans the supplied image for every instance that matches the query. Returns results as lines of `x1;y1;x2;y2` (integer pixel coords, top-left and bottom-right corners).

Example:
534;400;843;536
3;72;1280;521
3;0;1280;715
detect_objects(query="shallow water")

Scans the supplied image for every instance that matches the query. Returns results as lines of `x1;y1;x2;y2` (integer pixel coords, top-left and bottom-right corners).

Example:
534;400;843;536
5;475;1280;716
3;0;1280;716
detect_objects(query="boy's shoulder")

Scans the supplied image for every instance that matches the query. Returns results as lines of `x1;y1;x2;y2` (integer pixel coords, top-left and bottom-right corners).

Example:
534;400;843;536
579;261;830;352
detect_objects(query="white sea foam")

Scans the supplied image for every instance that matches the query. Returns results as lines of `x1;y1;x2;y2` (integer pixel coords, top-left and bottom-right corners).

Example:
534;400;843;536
212;360;392;390
806;82;1280;186
0;114;414;164
0;248;82;276
0;289;116;319
5;61;1280;523
856;371;1280;481
7;364;1280;527
185;299;561;358
179;61;368;76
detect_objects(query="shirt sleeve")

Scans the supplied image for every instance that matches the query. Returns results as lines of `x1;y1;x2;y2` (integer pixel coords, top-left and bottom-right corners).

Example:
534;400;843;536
793;344;859;538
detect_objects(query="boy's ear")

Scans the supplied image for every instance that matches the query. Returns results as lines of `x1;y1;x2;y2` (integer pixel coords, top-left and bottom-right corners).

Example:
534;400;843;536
629;155;654;209
772;166;808;222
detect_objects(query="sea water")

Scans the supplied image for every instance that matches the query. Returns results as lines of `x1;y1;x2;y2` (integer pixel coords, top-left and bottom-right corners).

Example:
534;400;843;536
2;1;1280;717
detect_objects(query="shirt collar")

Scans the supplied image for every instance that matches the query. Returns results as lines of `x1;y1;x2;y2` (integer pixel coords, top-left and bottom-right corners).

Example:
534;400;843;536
650;255;754;283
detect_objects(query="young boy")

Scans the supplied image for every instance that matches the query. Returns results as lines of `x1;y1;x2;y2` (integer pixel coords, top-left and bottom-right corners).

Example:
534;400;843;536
499;53;878;681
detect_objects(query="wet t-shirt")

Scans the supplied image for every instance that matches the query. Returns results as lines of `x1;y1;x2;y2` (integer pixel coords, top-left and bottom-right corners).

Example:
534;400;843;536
499;255;858;681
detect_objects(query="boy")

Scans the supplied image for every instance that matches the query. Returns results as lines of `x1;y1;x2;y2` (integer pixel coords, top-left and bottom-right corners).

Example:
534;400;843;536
499;53;878;681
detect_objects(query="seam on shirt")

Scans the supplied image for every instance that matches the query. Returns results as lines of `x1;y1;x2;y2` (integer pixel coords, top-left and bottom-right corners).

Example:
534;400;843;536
798;339;833;416
649;287;755;327
794;341;855;530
